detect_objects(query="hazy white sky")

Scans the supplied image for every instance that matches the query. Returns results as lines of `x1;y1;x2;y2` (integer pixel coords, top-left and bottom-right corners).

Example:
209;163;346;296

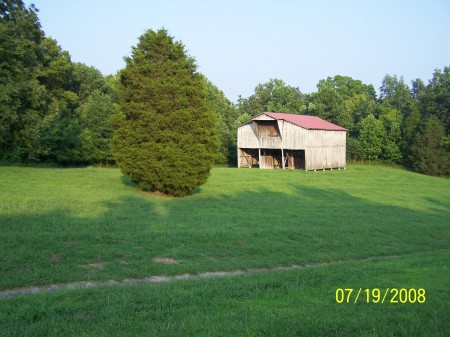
27;0;450;101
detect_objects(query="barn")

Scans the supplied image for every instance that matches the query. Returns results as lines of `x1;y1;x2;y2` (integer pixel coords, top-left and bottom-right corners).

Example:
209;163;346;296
237;112;347;170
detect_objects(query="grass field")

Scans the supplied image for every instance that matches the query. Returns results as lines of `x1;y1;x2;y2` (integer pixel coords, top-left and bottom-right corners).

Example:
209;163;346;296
0;164;449;336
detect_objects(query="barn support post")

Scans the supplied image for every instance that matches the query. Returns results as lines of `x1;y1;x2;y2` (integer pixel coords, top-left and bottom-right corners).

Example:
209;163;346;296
237;148;241;168
258;148;261;169
281;149;285;169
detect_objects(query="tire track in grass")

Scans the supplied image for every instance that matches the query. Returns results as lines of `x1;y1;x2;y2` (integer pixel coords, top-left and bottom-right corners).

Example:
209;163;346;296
0;250;446;299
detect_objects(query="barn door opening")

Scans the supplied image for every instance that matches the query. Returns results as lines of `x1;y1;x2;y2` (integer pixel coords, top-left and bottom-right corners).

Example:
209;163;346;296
260;149;282;169
255;120;281;138
285;150;305;170
239;148;259;168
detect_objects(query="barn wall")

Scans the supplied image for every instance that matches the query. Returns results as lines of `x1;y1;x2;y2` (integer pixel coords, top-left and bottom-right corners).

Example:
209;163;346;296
258;136;282;148
281;122;307;149
305;129;346;148
237;123;259;148
305;146;346;170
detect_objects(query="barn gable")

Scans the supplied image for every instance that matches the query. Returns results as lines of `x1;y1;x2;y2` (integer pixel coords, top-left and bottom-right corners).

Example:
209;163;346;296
237;112;346;170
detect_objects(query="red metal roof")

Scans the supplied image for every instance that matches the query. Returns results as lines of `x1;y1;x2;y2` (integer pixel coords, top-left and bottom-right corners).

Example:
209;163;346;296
261;112;347;131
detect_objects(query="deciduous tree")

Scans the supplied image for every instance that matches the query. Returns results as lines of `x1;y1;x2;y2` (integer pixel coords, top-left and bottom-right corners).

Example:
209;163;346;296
204;77;237;165
358;114;386;161
237;78;303;115
0;0;47;161
78;90;116;164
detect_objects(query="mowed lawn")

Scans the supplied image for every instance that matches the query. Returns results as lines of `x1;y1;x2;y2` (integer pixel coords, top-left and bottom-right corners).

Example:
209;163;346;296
0;164;449;336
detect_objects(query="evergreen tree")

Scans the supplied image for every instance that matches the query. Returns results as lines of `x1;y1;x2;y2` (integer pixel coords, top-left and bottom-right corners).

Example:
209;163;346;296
113;29;218;196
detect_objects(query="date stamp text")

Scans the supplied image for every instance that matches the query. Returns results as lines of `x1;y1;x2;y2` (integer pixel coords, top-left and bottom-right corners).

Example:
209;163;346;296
335;288;426;304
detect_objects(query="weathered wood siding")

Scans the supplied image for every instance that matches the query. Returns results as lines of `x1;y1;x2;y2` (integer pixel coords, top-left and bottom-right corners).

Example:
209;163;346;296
258;136;282;148
237;123;259;148
305;146;346;170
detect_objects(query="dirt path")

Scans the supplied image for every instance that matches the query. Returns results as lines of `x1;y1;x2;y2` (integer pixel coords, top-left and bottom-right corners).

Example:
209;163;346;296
0;262;332;299
0;252;422;299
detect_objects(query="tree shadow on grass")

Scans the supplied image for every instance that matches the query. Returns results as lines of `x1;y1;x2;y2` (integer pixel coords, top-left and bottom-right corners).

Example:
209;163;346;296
120;175;135;188
120;174;204;197
421;196;450;213
0;181;449;290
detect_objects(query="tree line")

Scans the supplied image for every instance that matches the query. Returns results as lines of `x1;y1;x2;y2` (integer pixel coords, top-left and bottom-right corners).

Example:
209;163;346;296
1;1;448;177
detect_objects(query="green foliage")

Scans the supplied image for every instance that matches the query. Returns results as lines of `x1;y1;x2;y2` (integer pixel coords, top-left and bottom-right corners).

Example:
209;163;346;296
0;1;43;75
203;77;237;165
72;62;113;101
379;75;415;114
309;80;348;127
308;75;377;132
237;78;303;115
406;66;450;175
78;90;117;164
344;93;376;131
378;105;403;163
411;115;449;176
0;0;47;161
401;108;422;167
39;37;73;94
418;66;450;132
357;114;386;161
346;137;365;160
113;29;218;196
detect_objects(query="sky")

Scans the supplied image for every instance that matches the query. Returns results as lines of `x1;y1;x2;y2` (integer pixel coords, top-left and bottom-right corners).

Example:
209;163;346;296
26;0;450;102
